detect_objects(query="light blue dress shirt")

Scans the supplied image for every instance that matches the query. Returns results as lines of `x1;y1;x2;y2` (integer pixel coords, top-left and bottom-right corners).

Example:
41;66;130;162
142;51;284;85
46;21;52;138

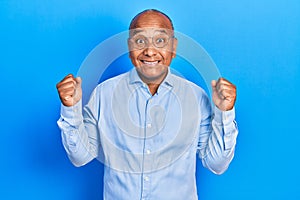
57;68;238;200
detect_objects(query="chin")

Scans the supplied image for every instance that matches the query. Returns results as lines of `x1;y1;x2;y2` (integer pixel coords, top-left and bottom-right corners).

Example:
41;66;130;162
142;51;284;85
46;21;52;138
137;68;168;83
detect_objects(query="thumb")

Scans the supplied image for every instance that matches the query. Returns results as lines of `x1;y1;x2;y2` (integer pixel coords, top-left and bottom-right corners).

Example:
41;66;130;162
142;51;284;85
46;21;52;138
75;77;82;87
211;80;217;91
73;77;82;103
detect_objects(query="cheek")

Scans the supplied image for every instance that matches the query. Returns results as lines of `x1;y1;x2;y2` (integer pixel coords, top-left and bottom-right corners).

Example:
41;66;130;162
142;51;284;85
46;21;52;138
161;50;174;64
129;51;140;63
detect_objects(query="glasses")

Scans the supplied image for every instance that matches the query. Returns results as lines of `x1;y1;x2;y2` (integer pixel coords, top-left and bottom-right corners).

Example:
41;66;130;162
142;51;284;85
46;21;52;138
129;32;172;50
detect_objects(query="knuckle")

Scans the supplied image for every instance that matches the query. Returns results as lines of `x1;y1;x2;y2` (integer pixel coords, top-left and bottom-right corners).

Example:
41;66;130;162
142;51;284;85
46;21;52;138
57;87;64;93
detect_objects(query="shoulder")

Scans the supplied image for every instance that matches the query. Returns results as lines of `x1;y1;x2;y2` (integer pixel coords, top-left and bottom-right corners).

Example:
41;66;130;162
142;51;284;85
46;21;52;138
170;73;208;98
169;73;212;115
85;71;130;107
94;71;130;91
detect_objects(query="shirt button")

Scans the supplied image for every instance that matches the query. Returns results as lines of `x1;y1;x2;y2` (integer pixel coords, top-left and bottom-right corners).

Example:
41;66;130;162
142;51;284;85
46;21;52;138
147;123;152;128
144;176;149;181
146;149;151;154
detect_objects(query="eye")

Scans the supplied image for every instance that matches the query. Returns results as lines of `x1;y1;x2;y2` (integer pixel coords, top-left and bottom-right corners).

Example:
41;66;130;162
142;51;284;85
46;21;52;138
156;38;165;44
136;38;145;44
154;34;169;47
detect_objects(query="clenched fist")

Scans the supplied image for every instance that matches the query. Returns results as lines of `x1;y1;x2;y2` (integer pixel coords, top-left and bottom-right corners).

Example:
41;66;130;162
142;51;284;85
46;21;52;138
211;78;236;111
56;74;82;107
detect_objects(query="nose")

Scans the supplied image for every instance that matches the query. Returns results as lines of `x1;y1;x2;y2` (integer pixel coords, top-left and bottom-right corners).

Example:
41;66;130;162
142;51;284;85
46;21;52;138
143;46;157;57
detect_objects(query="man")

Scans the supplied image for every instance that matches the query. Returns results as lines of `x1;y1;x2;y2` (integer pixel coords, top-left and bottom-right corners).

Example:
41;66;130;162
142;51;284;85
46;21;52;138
56;9;238;200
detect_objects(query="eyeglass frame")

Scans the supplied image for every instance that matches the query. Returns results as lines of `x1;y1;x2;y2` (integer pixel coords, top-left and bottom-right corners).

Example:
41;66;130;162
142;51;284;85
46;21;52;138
128;29;175;50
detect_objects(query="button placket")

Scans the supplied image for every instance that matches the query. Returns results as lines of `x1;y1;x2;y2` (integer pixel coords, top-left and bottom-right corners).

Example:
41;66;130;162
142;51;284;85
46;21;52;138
141;97;153;199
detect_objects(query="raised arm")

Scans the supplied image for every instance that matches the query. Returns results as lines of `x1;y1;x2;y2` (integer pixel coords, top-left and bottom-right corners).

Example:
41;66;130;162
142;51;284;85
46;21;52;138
198;78;238;174
56;74;100;167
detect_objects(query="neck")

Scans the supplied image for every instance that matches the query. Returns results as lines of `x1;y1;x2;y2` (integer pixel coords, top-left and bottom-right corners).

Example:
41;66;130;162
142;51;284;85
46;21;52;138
147;83;160;95
136;70;168;96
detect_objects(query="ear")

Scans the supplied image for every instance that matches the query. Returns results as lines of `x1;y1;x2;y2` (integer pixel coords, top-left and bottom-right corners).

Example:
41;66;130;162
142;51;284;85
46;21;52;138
127;38;132;58
171;37;178;58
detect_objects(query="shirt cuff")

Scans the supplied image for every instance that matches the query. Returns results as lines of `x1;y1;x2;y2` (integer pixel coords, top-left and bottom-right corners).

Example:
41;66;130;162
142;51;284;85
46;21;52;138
60;100;83;126
213;106;236;126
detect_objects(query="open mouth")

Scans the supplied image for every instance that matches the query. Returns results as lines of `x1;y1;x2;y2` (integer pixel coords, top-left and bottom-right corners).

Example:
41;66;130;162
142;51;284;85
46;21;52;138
141;60;160;66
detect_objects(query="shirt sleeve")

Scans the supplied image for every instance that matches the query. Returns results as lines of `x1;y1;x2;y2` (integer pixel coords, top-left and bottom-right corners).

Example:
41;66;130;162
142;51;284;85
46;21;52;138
57;88;101;167
198;94;238;174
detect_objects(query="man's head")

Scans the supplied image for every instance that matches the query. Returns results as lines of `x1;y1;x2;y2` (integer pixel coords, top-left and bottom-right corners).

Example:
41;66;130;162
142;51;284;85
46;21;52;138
128;9;177;84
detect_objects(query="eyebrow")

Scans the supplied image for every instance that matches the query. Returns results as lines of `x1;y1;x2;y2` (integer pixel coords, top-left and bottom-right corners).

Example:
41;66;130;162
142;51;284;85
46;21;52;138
130;29;144;36
130;29;169;36
156;29;168;34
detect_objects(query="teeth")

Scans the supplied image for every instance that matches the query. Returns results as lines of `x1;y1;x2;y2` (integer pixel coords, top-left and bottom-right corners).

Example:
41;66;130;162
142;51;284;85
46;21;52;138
143;61;159;65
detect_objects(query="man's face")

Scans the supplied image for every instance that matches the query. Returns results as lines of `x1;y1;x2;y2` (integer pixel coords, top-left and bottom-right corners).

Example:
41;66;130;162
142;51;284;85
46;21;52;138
128;12;177;84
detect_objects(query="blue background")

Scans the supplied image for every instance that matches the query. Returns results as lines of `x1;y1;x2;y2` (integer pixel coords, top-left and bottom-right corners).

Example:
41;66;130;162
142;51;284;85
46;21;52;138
1;0;299;199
